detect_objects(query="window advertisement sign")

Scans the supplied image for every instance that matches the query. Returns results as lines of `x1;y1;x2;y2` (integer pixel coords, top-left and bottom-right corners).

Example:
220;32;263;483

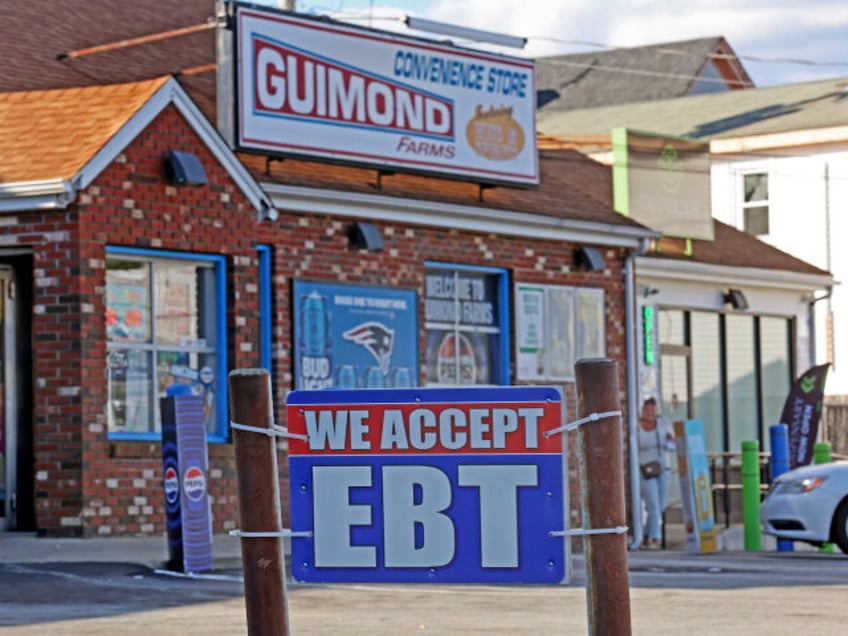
515;284;604;381
424;268;504;386
293;281;418;390
515;285;546;379
233;5;538;186
286;386;567;583
673;419;717;554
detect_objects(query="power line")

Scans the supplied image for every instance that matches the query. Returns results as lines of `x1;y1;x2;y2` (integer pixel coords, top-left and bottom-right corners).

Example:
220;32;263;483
329;9;848;78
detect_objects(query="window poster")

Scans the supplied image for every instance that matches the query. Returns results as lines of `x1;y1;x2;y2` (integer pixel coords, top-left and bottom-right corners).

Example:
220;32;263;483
293;281;418;390
515;283;603;381
515;285;545;379
575;288;605;361
424;268;502;386
105;267;150;343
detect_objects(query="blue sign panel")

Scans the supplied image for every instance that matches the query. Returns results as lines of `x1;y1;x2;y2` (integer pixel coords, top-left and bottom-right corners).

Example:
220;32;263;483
286;386;566;584
293;281;418;390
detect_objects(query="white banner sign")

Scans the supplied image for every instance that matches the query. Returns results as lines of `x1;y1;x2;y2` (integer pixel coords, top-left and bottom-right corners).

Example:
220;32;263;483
234;6;539;186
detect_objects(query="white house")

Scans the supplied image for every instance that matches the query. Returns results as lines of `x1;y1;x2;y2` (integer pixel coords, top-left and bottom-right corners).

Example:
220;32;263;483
537;77;848;398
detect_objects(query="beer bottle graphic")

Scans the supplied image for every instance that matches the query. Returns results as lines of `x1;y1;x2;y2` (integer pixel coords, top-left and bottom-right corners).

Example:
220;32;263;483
301;291;329;356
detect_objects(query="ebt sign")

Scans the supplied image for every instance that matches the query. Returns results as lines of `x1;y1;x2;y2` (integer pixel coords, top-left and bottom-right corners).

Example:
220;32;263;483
286;387;567;583
234;5;538;186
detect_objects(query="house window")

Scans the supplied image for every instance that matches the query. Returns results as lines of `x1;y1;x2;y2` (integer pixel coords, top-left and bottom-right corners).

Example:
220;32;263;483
514;283;605;381
424;264;508;386
105;248;227;440
743;173;769;236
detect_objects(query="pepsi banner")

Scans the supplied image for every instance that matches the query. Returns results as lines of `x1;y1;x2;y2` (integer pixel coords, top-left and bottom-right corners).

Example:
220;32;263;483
160;390;214;573
286;387;567;584
233;5;538;186
293;280;418;390
780;363;830;469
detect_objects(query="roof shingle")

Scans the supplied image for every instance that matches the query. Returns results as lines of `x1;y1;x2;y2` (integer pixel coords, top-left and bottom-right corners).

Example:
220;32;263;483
0;77;170;182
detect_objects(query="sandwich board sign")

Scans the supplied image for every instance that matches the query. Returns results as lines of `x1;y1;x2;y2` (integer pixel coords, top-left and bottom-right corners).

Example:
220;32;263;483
285;386;567;583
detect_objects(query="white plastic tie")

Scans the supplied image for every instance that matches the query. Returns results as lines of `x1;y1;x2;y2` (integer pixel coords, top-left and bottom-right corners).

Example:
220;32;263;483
548;526;629;537
544;410;622;438
230;420;309;442
229;529;313;539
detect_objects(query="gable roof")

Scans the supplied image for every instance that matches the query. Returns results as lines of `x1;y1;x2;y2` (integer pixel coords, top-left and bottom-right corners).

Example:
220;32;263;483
0;77;170;182
0;77;272;216
535;37;753;113
537;76;848;145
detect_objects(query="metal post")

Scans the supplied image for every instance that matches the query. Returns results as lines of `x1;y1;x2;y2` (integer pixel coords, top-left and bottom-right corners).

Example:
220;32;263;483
575;358;632;636
814;442;835;553
229;369;289;636
769;424;793;552
741;440;761;551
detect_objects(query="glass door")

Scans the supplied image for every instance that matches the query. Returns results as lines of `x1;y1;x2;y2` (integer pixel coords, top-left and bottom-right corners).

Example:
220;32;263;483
0;269;11;529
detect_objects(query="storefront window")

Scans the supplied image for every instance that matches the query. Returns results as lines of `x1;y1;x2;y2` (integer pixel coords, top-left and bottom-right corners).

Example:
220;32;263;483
655;308;792;454
515;283;605;381
690;312;724;454
424;264;507;386
106;248;226;440
725;315;758;452
760;316;792;447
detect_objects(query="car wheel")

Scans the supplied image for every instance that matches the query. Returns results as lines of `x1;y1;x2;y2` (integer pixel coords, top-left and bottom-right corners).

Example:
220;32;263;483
834;500;848;555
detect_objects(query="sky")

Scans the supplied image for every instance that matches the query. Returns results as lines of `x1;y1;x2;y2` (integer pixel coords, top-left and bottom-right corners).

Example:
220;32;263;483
288;0;848;87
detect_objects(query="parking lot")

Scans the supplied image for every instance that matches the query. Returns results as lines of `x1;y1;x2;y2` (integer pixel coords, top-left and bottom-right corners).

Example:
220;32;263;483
2;532;848;635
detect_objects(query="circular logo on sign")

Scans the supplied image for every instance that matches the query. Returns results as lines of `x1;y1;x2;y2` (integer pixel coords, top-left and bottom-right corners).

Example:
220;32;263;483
199;366;214;385
164;466;180;505
183;465;206;503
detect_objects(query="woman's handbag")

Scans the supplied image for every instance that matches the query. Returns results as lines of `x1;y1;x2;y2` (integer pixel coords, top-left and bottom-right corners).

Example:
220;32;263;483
640;460;663;479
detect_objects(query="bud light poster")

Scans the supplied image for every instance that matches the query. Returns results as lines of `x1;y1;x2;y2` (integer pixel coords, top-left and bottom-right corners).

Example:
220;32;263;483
293;281;418;390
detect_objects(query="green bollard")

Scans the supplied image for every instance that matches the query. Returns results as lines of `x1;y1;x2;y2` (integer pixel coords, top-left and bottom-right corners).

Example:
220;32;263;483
742;440;761;551
814;442;836;553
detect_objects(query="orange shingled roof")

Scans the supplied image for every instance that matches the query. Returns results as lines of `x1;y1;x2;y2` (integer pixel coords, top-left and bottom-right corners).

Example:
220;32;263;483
0;76;171;183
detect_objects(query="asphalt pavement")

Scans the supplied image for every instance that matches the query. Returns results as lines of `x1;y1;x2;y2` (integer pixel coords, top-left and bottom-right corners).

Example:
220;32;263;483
2;526;847;635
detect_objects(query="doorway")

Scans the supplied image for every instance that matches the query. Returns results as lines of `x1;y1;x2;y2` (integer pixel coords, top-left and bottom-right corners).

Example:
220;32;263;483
0;259;34;532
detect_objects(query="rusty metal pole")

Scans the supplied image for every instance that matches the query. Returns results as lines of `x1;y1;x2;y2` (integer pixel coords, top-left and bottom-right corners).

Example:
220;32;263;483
575;358;632;636
228;368;289;636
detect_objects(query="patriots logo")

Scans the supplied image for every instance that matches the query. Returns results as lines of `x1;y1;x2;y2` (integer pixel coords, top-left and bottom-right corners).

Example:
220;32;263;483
343;322;395;375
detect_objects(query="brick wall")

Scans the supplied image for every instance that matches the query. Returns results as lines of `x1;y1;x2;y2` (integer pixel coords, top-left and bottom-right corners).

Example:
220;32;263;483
16;104;631;537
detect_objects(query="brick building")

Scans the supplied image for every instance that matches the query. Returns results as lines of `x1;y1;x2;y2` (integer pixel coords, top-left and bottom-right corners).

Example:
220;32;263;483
0;75;654;536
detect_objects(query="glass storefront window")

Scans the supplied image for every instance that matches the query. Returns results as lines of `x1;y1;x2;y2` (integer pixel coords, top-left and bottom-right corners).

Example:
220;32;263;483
106;249;226;439
514;284;604;381
725;315;758;452
656;308;792;454
690;312;724;454
424;265;507;386
760;316;791;450
659;309;686;346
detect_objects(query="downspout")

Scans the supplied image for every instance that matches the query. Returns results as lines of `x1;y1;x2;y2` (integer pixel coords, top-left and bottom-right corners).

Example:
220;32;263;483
625;237;651;550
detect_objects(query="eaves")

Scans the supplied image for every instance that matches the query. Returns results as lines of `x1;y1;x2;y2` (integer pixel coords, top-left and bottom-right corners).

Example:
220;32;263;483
637;255;836;292
262;183;660;248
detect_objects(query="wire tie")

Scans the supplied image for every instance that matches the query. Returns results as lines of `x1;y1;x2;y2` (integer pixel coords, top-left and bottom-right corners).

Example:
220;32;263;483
548;526;628;537
230;421;309;441
544;410;621;438
229;529;314;539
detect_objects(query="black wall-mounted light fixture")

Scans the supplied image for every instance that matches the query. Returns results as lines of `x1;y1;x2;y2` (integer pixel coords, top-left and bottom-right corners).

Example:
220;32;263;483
639;284;660;298
723;288;749;310
165;150;208;187
575;246;606;272
348;221;384;252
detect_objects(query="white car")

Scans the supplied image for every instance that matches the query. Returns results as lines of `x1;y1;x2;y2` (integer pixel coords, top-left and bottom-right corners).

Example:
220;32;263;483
760;460;848;554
